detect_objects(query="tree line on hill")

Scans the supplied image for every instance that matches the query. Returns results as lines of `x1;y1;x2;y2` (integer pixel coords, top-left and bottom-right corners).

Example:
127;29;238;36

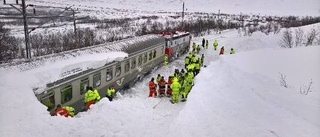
1;15;320;63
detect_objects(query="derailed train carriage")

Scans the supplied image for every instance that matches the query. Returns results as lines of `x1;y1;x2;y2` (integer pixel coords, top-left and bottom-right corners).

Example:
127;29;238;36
36;31;191;115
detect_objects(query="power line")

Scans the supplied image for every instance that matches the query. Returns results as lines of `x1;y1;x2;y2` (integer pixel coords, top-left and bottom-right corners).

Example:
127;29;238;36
3;0;75;59
28;6;72;33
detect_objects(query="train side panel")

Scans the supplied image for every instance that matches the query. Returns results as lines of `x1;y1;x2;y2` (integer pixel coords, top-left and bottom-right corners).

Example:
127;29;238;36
39;41;166;114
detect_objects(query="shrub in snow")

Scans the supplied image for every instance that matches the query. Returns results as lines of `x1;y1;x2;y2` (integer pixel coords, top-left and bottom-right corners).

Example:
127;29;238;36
316;36;320;45
280;29;293;48
294;28;304;47
305;28;318;46
300;79;314;95
0;23;22;62
279;73;288;88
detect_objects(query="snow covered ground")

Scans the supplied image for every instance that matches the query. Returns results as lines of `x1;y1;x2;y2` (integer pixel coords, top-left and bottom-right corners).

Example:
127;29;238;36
0;22;320;137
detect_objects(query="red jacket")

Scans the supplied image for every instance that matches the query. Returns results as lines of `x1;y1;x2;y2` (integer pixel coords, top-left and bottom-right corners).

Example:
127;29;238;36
168;78;173;85
219;48;224;55
158;79;167;88
149;81;156;91
53;107;69;117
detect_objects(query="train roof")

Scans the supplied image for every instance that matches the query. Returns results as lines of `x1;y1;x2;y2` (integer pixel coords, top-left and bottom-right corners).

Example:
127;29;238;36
161;31;190;40
120;35;165;55
0;34;164;71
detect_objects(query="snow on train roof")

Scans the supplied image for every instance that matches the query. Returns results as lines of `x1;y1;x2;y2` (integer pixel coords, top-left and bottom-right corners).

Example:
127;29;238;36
31;52;128;94
0;34;164;94
160;31;190;39
118;35;165;55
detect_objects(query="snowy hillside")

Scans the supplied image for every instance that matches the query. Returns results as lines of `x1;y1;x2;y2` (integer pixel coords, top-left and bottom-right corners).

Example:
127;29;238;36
27;0;320;16
0;21;319;137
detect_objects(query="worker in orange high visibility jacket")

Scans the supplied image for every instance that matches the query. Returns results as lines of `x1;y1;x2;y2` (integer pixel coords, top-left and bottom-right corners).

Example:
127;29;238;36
53;104;69;117
166;76;173;97
149;77;157;97
219;46;224;55
158;76;167;97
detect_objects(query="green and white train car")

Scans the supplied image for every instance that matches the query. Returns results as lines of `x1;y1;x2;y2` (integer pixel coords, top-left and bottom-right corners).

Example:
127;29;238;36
36;32;191;115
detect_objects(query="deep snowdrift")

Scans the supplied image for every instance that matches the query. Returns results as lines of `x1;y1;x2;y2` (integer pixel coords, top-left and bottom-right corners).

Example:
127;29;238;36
167;46;320;137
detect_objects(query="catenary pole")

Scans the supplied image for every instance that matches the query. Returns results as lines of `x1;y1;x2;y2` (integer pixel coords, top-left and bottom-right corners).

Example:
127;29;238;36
72;9;78;48
22;0;31;59
182;2;184;29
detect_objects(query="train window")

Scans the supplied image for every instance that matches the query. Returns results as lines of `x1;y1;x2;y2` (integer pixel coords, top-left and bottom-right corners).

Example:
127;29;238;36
153;50;156;58
61;84;72;104
143;53;147;63
149;51;152;60
131;58;136;69
125;61;130;73
138;55;142;66
116;64;121;77
40;91;55;111
183;38;185;42
170;40;173;45
93;73;101;88
175;41;177;44
106;68;113;81
80;78;89;95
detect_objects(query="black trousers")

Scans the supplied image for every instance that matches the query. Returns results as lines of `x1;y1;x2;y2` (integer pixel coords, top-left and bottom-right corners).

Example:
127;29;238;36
106;95;113;101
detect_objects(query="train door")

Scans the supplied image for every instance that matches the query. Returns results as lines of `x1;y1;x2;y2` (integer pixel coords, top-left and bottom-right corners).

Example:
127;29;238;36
165;39;173;55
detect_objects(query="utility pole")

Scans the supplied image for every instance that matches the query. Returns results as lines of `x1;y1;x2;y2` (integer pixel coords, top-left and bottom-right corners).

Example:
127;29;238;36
22;0;31;59
182;2;184;29
72;9;78;49
217;9;220;34
199;17;202;34
4;1;74;59
5;0;31;59
240;12;244;28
